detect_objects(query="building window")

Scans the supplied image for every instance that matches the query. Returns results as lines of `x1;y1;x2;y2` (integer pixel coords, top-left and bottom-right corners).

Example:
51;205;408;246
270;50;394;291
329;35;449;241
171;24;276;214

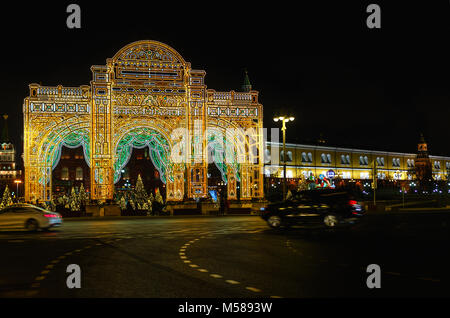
360;172;370;179
376;157;385;166
264;149;271;164
341;154;351;165
394;170;402;179
392;158;400;167
342;171;351;179
281;151;293;162
301;152;308;163
359;156;368;166
407;159;415;168
434;161;441;169
302;152;313;163
61;167;69;180
75;167;83;180
280;151;292;162
321;153;331;164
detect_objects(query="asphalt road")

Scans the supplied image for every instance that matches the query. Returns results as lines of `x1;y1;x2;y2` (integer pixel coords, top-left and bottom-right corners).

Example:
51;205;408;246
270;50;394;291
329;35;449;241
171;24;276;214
1;212;450;298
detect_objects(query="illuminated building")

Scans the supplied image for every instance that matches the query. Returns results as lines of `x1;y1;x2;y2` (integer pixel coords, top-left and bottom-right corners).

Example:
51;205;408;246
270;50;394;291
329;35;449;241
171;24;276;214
264;137;450;185
23;40;264;203
0;115;22;192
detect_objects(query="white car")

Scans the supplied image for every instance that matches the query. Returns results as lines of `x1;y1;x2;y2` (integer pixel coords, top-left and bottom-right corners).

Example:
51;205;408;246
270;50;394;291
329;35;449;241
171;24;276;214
0;204;63;231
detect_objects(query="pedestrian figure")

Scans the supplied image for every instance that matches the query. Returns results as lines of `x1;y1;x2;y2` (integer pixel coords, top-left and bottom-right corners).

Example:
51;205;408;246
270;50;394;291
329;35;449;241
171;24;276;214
219;190;225;216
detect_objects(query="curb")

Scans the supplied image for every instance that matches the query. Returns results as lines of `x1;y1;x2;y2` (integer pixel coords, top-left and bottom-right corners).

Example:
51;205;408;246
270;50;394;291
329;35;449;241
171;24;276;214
61;214;259;221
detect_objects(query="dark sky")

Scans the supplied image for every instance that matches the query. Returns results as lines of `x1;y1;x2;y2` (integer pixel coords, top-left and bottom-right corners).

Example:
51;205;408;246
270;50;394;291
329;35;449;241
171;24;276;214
1;1;449;161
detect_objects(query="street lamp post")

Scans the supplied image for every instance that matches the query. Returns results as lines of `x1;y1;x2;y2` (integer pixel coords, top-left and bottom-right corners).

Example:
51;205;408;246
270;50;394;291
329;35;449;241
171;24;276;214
273;116;295;200
14;180;22;201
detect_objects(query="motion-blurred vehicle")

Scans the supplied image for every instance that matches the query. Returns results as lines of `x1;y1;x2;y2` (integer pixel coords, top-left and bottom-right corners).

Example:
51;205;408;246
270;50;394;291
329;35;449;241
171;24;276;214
260;189;365;228
0;204;62;231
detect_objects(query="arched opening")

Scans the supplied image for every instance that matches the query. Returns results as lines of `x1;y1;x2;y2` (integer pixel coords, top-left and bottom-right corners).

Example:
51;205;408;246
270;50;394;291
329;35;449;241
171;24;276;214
52;145;91;198
115;147;166;200
113;126;173;202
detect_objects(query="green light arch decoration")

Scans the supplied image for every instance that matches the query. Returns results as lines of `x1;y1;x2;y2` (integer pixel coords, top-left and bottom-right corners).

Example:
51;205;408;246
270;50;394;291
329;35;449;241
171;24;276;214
39;128;91;185
207;129;240;183
114;127;172;184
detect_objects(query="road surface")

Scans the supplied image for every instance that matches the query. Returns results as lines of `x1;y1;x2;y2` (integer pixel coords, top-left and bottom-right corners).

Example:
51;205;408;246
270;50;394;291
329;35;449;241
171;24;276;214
1;212;449;298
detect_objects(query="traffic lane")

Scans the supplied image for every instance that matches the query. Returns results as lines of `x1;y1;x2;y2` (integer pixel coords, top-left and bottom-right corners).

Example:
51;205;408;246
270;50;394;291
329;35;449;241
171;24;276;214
0;216;265;240
183;226;448;297
276;215;450;295
0;238;97;297
36;235;265;298
181;230;377;297
0;216;266;298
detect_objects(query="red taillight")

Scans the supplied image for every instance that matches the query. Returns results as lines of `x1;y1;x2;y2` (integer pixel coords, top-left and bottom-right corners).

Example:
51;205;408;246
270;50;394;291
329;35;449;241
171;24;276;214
44;214;58;218
349;200;357;206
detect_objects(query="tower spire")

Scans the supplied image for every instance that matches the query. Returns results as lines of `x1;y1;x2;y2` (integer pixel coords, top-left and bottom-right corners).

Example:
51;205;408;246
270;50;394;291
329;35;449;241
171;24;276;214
417;132;428;158
242;69;252;92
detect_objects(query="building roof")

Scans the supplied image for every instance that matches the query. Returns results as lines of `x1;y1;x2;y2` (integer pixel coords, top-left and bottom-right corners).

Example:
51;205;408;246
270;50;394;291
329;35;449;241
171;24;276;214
266;141;450;160
242;70;252;92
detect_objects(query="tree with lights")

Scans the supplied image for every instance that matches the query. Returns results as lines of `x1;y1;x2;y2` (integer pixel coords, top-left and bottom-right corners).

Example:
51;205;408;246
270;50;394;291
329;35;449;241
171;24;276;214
0;185;13;209
133;174;148;213
78;183;89;208
119;195;127;210
69;187;80;212
153;187;165;215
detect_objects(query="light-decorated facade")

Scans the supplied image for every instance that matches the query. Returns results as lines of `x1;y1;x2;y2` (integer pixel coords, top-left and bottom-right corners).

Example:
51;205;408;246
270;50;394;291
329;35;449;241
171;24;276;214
23;40;264;203
264;142;450;182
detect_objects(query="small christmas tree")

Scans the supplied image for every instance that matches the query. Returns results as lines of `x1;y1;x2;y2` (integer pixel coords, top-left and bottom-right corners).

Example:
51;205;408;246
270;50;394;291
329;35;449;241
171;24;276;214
155;187;164;205
119;195;127;210
134;174;148;210
69;187;80;211
1;185;13;208
129;198;136;211
78;183;89;205
153;187;165;214
286;189;293;201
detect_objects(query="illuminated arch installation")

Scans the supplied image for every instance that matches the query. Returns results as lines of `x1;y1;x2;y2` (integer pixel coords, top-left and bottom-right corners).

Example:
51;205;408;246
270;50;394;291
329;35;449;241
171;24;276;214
113;127;172;184
23;40;264;202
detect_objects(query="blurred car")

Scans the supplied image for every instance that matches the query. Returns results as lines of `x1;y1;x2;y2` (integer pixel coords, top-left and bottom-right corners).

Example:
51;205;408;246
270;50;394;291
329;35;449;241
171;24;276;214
0;204;62;231
260;189;365;229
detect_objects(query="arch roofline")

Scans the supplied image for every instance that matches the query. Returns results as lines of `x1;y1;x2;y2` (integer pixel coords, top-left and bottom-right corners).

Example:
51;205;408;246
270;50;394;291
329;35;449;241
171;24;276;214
109;40;188;68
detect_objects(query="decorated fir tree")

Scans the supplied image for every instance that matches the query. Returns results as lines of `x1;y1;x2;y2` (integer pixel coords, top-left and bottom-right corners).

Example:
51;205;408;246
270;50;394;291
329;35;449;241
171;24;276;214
153;187;164;214
78;183;89;205
134;174;148;210
1;185;13;208
62;194;70;209
129;198;136;210
119;195;127;210
155;187;164;205
69;187;80;212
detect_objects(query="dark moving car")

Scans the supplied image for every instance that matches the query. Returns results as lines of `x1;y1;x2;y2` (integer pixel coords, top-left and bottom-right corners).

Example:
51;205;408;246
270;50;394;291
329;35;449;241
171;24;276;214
260;189;365;228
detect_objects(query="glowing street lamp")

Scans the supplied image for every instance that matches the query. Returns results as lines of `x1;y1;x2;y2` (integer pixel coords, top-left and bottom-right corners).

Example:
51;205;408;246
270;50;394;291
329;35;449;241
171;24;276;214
14;180;22;199
273;116;295;200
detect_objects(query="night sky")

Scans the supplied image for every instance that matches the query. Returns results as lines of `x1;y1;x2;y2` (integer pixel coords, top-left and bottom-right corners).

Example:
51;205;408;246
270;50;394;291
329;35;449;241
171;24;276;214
1;1;449;164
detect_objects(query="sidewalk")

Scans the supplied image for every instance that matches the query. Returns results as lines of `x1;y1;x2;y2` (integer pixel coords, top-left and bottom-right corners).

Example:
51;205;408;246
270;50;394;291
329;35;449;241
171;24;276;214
61;214;259;221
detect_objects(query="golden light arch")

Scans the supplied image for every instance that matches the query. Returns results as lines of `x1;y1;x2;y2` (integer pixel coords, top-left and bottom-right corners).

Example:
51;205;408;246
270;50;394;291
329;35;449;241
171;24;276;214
23;40;264;203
